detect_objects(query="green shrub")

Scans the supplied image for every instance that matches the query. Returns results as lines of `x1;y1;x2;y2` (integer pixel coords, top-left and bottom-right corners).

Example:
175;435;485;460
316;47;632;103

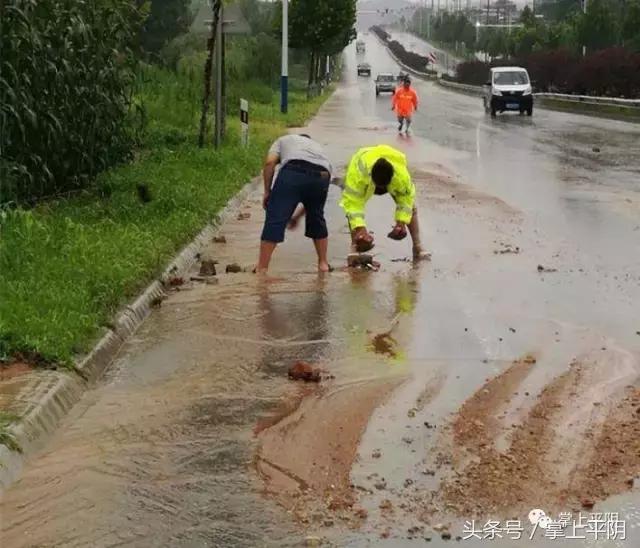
0;0;143;204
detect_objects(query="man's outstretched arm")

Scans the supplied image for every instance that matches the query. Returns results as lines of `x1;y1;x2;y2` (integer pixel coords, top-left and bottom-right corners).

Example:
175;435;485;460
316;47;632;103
262;152;279;209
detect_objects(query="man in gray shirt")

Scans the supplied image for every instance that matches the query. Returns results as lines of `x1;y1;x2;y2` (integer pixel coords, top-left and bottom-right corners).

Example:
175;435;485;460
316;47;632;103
256;134;333;273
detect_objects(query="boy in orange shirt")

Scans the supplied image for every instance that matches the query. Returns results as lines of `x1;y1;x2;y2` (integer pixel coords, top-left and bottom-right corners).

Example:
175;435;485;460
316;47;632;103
392;76;419;134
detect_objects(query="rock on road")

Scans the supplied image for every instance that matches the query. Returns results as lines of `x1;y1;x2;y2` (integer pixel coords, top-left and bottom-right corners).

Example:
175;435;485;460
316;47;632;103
1;35;640;547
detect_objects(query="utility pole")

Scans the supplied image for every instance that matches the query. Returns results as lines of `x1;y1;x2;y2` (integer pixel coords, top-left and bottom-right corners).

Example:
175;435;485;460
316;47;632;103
486;0;490;24
220;29;226;138
214;4;223;148
582;0;587;56
281;0;289;113
430;0;434;39
198;0;222;148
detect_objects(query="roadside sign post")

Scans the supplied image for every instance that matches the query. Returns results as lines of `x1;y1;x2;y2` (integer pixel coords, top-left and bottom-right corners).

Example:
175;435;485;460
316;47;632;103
240;99;249;147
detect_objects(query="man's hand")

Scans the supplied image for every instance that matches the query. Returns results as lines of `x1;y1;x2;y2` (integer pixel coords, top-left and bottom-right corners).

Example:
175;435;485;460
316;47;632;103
262;191;270;210
354;227;375;252
387;222;408;240
288;206;305;229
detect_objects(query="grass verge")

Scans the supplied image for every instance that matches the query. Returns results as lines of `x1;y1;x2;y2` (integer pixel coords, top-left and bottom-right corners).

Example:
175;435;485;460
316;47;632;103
535;97;640;123
0;63;333;365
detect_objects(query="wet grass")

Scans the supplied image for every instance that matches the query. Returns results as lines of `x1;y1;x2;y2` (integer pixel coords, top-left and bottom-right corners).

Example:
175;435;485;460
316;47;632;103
0;65;332;365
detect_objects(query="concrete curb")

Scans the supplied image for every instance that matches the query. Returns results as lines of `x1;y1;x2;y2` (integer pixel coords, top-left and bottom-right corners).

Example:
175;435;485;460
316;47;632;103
0;177;260;491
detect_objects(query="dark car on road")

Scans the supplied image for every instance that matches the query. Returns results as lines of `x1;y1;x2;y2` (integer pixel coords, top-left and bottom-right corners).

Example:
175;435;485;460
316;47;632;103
375;73;396;96
357;63;372;77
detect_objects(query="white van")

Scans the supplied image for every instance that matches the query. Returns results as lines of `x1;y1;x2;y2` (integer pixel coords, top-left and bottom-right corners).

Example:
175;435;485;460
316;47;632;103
483;66;533;117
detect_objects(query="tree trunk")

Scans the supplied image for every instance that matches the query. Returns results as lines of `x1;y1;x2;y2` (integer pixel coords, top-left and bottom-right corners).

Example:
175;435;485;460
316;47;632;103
316;54;322;84
308;51;316;89
198;0;222;148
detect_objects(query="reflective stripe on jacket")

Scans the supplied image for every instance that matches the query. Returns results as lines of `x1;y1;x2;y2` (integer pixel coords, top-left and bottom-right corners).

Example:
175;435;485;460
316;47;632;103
340;145;415;229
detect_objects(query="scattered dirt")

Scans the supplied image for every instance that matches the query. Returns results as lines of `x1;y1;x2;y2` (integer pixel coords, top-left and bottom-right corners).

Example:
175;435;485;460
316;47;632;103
225;263;243;273
237;212;251;220
494;243;520;255
379;499;394;512
0;361;34;381
567;386;640;505
254;388;313;436
167;276;184;287
537;264;558;273
369;333;397;358
288;361;322;383
429;348;640;520
348;253;379;270
451;354;537;448
150;295;165;308
213;235;227;243
256;378;402;525
199;260;217;276
414;171;521;217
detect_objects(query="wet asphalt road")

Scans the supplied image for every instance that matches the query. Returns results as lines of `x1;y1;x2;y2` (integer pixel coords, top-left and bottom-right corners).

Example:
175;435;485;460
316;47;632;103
1;35;639;548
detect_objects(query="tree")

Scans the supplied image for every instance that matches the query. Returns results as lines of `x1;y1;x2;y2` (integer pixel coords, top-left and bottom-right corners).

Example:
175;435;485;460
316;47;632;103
577;0;618;53
139;0;192;55
289;0;357;86
622;0;640;51
520;5;536;28
486;30;509;58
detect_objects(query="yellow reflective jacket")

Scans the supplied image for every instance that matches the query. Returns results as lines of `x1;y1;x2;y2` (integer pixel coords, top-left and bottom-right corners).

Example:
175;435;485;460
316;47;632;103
340;145;415;229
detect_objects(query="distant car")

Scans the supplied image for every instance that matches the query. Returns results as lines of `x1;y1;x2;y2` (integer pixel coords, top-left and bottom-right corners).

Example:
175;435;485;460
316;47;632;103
375;73;396;96
356;40;366;54
357;63;372;77
483;66;533;117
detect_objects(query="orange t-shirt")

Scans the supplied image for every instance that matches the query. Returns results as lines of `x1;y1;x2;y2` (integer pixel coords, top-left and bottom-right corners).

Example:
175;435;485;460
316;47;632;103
392;86;419;117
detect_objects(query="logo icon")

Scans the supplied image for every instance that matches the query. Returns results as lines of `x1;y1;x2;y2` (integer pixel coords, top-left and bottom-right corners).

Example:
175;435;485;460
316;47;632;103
528;509;547;526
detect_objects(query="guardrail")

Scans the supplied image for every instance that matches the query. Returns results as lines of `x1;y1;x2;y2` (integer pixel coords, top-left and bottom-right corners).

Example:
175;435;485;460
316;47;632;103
534;93;640;108
437;79;484;96
373;34;640;121
436;80;640;117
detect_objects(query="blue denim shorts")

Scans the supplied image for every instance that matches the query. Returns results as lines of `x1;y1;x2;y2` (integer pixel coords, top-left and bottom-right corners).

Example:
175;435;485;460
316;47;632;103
261;162;330;243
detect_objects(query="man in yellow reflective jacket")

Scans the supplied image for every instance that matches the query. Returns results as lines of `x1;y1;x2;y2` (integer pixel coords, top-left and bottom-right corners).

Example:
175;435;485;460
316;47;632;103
340;144;429;260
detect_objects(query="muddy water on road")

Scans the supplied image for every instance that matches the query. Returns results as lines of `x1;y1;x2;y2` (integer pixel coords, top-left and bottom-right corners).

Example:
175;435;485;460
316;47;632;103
2;35;640;547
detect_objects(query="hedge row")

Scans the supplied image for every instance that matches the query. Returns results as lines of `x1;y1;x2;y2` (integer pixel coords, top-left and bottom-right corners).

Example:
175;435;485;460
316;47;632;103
454;48;640;98
371;25;437;76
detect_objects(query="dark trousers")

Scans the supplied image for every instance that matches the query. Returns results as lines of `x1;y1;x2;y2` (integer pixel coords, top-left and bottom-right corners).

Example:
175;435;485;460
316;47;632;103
261;162;330;243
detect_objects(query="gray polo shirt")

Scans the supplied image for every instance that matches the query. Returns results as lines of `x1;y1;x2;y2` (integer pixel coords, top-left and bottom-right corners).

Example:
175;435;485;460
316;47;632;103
269;134;333;176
